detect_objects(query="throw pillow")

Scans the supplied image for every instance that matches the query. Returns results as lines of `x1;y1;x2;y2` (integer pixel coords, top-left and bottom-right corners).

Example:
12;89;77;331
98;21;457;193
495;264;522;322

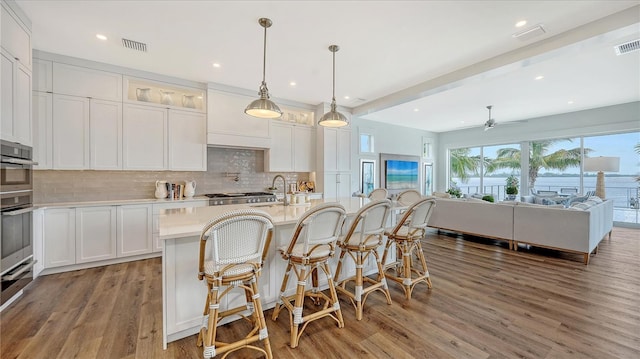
570;202;592;210
588;196;603;203
541;198;557;205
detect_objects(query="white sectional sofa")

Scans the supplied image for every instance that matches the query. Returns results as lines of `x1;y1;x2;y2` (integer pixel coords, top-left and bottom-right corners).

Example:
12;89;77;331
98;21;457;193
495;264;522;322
512;199;613;264
426;197;614;264
427;198;515;249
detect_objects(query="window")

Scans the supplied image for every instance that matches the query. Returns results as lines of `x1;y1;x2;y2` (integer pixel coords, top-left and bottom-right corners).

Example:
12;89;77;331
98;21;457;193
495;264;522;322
584;132;639;222
360;133;374;154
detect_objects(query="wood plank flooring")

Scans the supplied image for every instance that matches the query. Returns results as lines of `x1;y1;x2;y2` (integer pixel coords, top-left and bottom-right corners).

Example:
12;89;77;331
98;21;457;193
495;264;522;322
1;227;639;358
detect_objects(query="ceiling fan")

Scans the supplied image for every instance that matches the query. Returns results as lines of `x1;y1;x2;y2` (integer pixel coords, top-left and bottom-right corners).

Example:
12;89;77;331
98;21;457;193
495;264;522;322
484;105;496;131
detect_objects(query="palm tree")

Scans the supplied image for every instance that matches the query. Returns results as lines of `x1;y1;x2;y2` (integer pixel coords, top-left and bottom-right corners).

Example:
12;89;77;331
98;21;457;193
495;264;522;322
449;148;482;183
486;139;587;188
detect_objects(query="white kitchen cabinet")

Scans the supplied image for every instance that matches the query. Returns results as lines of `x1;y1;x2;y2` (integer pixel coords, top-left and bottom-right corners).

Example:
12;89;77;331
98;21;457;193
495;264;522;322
265;122;315;172
43;208;76;268
52;94;89;169
168;110;206;171
122;104;167;170
1;50;32;146
293;125;315;172
117;204;153;257
90;99;122;170
32;91;52;169
76;206;117;263
33;58;52;92
53;62;122;101
51;94;122;170
207;89;271;148
322;127;351;172
323;172;352;200
1;2;31;70
123;103;206;171
265;122;294;172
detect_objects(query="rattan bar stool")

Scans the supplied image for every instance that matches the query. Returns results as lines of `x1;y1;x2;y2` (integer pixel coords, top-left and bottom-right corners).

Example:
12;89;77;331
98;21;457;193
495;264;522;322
271;203;346;348
368;188;388;201
396;189;423;206
382;198;436;300
334;199;393;320
196;209;274;359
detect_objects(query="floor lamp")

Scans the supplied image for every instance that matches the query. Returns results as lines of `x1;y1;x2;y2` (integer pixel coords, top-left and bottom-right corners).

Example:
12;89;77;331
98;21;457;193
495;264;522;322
583;156;620;199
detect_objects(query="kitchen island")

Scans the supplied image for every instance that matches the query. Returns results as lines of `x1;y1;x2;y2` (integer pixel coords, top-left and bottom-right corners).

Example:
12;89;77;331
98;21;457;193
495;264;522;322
159;197;401;348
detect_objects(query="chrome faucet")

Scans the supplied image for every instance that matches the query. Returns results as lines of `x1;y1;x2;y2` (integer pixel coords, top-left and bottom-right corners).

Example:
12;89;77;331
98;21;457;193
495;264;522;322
272;174;288;206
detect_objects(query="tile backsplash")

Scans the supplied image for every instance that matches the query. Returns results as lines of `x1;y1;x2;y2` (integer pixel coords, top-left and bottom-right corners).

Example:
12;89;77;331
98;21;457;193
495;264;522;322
34;147;303;204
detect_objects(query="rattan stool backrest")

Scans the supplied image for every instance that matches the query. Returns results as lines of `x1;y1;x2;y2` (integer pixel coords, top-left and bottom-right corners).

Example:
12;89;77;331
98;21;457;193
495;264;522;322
368;188;388;201
198;209;274;277
284;203;346;258
343;199;391;245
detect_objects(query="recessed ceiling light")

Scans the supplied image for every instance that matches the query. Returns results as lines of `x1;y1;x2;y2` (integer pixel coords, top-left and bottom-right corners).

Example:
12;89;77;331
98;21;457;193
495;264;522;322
413;108;419;112
212;63;221;68
515;20;527;28
344;95;350;100
289;81;296;86
96;34;108;41
568;100;574;104
535;75;544;80
460;120;465;124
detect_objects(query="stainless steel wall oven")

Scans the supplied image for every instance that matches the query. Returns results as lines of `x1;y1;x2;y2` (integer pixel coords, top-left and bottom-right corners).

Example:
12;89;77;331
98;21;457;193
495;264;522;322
1;140;35;192
1;140;37;306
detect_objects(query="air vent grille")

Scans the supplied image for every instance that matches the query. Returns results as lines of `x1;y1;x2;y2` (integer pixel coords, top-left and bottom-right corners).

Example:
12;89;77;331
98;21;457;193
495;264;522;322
122;38;147;52
615;39;640;56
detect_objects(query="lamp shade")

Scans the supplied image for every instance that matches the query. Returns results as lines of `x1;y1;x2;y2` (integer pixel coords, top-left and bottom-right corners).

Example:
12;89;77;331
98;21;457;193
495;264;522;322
318;107;348;127
245;97;282;119
583;156;620;172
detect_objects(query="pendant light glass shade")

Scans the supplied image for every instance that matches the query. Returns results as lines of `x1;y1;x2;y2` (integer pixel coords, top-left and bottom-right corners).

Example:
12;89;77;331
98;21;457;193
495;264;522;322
245;18;282;119
319;45;348;127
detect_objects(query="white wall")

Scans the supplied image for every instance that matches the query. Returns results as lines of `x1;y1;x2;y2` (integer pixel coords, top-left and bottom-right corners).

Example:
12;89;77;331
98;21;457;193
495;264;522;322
436;101;640;192
350;117;438;193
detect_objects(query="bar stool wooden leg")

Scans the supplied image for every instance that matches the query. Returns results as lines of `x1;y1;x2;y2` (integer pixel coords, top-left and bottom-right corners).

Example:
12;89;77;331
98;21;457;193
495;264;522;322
290;265;308;349
372;249;392;305
415;240;432;288
323;261;344;328
203;282;220;359
354;251;364;320
249;278;273;359
272;262;293;321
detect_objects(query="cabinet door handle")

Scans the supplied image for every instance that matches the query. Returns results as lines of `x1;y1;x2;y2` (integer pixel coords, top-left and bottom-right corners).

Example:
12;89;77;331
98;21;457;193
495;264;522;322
2;260;36;281
4;206;35;216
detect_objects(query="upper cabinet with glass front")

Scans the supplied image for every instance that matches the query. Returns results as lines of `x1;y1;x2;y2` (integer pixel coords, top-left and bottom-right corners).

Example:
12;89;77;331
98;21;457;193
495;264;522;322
124;77;206;113
275;106;315;126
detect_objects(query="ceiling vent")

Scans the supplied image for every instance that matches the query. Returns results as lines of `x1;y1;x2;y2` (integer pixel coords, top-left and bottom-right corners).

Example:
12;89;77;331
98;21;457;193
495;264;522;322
512;24;545;41
122;38;147;52
614;39;640;56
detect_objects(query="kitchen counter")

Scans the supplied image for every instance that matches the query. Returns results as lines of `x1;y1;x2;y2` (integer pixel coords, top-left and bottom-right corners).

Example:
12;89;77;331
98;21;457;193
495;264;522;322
158;197;373;240
159;197;404;348
35;196;209;209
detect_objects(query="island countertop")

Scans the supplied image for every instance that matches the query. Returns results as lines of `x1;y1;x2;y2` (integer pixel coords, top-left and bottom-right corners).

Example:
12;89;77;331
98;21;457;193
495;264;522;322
159;197;393;240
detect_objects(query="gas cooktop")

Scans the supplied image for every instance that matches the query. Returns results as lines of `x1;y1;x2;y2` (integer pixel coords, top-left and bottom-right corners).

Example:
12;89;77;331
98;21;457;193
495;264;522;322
204;192;277;205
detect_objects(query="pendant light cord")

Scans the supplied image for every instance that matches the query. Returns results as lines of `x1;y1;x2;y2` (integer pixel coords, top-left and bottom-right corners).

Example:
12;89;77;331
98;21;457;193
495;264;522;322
332;50;336;102
262;24;267;83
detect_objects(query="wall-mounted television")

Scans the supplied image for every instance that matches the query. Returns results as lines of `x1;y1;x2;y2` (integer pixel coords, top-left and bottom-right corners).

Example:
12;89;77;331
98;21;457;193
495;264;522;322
385;160;419;190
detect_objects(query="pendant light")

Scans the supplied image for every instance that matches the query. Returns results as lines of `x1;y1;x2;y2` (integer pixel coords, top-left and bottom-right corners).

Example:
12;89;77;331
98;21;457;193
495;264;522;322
319;45;348;127
245;18;282;119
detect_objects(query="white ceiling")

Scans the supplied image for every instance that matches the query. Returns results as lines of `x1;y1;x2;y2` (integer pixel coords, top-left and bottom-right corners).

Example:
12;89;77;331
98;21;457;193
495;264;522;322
16;0;640;132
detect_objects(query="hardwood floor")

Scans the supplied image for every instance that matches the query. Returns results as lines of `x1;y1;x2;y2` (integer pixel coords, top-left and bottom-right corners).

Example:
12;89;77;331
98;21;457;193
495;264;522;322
2;227;639;358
